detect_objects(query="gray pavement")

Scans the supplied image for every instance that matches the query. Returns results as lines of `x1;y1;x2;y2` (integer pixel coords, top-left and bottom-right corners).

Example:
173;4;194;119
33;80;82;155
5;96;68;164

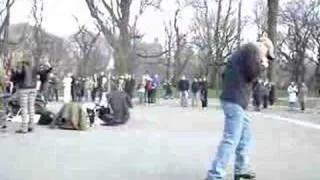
0;100;320;180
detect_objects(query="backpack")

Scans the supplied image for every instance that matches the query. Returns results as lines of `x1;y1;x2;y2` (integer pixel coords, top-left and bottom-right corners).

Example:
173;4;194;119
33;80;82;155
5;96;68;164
38;110;56;125
146;80;152;90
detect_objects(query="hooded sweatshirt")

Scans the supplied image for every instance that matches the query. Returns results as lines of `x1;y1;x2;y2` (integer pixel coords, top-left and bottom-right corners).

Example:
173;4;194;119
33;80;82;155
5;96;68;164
220;43;262;109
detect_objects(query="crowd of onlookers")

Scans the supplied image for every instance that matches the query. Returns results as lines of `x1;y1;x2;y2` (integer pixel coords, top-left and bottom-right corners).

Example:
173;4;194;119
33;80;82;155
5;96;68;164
252;79;309;111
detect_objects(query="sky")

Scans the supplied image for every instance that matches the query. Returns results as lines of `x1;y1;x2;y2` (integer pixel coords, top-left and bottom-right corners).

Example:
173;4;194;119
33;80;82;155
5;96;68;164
10;0;259;44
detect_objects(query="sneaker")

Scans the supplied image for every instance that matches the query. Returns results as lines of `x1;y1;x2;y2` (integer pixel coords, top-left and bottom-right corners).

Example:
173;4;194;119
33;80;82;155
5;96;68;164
16;129;28;134
234;171;256;180
28;127;34;132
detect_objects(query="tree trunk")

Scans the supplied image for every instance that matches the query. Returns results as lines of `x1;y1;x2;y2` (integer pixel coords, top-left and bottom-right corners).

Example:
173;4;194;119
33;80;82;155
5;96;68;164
117;22;130;75
267;0;279;81
211;0;222;87
237;0;242;49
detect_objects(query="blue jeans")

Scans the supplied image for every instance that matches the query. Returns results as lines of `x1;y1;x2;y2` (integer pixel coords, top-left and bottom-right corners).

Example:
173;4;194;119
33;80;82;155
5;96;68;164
207;101;252;179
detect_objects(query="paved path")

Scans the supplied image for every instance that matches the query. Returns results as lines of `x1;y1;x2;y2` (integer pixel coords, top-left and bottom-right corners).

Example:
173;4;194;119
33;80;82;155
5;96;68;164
0;100;320;180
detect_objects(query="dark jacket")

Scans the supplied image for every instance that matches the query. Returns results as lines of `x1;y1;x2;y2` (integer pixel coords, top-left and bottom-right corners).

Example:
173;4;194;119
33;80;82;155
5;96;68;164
38;66;52;83
11;62;38;89
199;81;208;100
220;43;261;109
107;91;133;123
191;81;199;93
178;80;189;91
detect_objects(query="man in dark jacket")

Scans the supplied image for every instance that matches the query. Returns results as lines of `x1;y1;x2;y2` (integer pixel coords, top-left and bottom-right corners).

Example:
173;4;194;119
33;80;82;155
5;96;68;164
100;86;133;126
206;36;275;180
199;78;208;108
178;75;190;107
191;78;200;107
38;62;52;101
252;79;262;111
11;59;38;133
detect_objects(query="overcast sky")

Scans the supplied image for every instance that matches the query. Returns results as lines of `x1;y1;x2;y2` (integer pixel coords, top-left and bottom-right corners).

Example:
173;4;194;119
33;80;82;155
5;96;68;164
10;0;259;44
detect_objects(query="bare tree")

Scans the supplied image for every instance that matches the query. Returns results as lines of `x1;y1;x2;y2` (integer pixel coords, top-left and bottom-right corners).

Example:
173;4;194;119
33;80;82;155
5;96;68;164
192;0;239;88
278;0;319;84
72;17;101;76
253;0;268;36
32;0;44;67
267;0;280;81
237;0;242;49
85;0;161;74
0;0;15;76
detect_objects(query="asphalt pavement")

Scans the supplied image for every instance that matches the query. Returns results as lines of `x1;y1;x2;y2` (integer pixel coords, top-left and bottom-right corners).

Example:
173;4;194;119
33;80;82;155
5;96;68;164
0;99;319;180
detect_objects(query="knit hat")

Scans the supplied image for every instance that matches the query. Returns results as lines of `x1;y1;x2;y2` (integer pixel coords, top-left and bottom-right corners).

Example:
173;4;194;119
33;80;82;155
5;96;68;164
257;33;275;68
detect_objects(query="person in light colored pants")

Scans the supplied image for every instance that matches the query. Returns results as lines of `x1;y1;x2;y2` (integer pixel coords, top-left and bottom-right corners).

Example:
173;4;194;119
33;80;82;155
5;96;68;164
18;89;37;133
180;91;189;107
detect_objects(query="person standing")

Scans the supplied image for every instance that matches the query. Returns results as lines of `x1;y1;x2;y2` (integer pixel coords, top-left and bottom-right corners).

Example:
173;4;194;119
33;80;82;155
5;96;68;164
252;79;262;111
205;35;275;180
63;73;72;103
298;82;308;111
48;73;59;101
11;59;38;134
287;82;298;110
38;62;52;101
199;78;208;108
268;82;276;106
261;80;270;109
84;77;93;102
0;65;7;130
178;75;190;107
191;78;200;107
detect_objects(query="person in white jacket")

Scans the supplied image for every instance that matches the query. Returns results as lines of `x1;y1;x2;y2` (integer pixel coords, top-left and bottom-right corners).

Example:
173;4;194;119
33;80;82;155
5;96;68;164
287;82;298;110
63;73;73;103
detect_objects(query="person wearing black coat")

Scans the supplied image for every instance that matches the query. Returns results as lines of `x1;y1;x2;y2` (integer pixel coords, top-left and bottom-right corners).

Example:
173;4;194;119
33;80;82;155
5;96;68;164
206;36;275;180
252;79;262;111
199;78;208;108
38;63;53;101
191;78;200;107
178;75;190;107
268;82;275;106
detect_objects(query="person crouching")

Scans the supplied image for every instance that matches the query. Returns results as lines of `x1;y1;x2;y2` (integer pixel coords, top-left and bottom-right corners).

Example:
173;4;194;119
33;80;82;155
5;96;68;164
11;59;38;134
99;86;133;126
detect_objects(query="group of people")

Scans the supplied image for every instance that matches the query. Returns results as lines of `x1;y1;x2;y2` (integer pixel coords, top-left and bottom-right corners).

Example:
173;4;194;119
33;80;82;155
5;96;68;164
287;81;308;111
61;73;136;104
178;76;208;108
252;79;275;111
0;60;53;133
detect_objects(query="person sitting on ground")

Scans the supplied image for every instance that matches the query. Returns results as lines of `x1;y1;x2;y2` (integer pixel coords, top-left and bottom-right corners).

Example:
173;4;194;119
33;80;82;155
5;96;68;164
99;86;133;126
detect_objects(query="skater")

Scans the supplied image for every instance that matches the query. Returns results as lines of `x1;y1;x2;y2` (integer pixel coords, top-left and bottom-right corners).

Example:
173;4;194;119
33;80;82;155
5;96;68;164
205;34;275;180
